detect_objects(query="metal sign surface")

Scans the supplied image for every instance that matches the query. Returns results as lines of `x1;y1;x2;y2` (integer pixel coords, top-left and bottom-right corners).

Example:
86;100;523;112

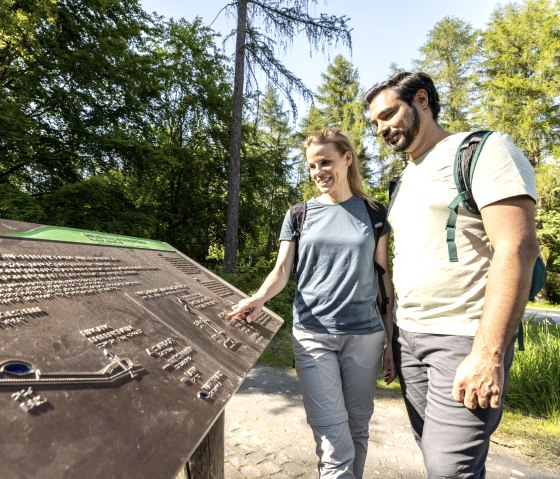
0;219;283;479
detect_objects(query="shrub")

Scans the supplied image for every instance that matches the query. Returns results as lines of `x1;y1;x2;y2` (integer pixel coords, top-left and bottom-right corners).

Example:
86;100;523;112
506;320;560;424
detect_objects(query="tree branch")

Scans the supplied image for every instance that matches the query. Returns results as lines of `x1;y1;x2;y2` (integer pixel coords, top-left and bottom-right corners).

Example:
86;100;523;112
0;162;27;181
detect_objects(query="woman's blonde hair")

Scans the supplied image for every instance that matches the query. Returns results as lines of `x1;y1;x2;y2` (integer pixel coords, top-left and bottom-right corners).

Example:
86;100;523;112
303;128;374;207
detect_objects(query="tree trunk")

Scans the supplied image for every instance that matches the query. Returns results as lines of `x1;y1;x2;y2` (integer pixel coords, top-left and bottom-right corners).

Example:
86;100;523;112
224;0;248;273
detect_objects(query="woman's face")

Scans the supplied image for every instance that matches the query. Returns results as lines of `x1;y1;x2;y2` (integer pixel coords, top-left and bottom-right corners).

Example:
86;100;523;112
306;142;351;197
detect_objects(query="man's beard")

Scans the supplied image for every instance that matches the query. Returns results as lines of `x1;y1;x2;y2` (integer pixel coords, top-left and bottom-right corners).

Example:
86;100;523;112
391;104;420;152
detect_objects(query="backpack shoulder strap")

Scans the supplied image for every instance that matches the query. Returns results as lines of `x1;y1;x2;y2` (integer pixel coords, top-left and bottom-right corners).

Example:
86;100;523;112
290;201;307;269
290;201;307;238
446;131;494;262
455;130;494;214
363;198;389;314
363;198;387;252
444;131;545;352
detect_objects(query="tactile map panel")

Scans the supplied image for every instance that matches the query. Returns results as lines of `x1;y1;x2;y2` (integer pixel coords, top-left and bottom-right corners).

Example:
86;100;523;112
0;219;284;479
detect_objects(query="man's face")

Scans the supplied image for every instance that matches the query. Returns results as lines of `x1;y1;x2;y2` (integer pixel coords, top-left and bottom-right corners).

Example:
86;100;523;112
369;88;420;153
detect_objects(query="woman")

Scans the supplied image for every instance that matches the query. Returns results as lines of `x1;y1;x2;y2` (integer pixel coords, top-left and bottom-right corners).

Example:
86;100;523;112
229;128;395;479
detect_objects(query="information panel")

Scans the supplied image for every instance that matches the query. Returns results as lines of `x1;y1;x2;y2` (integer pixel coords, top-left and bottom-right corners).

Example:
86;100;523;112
0;219;284;479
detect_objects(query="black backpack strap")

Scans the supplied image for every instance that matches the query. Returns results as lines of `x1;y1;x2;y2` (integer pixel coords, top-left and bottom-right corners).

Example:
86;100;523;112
289;201;305;369
456;130;494;213
290;201;307;269
446;131;494;262
364;199;389;315
364;198;387;249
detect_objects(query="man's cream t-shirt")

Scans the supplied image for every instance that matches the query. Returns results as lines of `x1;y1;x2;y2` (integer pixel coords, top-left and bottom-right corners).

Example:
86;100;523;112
388;132;537;336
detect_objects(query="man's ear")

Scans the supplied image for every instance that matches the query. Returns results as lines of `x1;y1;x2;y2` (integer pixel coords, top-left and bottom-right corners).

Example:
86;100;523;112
414;89;429;110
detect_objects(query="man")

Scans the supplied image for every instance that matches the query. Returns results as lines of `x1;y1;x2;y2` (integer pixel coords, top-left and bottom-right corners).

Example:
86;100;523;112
364;72;540;478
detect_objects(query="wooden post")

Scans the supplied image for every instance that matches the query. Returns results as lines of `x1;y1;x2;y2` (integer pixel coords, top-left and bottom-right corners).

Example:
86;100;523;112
177;412;225;479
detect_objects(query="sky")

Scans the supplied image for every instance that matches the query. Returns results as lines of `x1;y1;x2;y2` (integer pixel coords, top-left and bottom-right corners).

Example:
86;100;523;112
139;0;504;117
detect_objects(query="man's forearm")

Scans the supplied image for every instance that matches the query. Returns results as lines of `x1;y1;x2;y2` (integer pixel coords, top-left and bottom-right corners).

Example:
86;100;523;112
472;244;536;360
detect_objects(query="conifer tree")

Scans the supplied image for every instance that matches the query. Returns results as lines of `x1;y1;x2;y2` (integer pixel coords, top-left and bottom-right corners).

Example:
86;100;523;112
223;0;352;272
478;0;560;165
415;16;479;132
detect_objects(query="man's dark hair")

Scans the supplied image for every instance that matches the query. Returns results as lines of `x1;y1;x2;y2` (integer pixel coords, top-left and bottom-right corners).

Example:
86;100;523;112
364;72;441;121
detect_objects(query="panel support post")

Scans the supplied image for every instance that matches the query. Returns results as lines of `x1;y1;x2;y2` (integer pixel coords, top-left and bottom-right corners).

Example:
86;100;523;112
183;412;225;479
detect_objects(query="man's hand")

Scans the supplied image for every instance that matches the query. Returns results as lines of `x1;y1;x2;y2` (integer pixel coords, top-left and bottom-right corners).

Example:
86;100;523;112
452;352;504;409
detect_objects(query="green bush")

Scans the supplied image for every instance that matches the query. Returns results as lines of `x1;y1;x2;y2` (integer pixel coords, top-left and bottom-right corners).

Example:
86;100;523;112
0;184;46;223
506;320;560;424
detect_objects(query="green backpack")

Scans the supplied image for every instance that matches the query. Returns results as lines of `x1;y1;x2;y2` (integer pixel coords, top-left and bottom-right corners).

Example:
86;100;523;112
445;130;547;350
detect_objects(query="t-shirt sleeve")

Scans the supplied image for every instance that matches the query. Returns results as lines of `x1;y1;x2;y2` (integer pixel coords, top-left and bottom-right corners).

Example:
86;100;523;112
279;208;296;241
471;132;537;209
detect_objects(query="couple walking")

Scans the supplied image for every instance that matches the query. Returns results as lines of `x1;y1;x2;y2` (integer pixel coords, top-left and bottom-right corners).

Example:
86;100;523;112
229;72;539;479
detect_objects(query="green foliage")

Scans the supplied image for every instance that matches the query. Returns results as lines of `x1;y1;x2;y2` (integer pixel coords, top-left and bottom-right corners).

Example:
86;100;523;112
369;139;407;197
238;86;299;261
477;0;560;165
507;320;560;423
298;54;379;200
0;0;158;193
535;161;560;302
415;16;480;131
300;55;373;175
41;172;157;238
130;17;233;261
0;184;45;223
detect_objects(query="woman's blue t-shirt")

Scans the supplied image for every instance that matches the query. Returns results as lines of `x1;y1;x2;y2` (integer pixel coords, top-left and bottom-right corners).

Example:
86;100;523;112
279;195;387;334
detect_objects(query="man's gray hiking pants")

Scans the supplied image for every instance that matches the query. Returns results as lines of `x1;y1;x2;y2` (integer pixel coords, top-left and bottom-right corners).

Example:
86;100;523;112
393;326;515;479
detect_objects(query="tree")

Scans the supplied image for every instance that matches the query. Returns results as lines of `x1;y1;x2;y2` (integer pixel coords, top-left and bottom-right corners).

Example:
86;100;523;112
0;3;237;263
41;172;157;238
0;0;157;194
298;54;374;198
535;160;560;302
243;85;298;260
301;55;372;171
477;0;560;165
222;0;352;273
415;16;480;132
132;18;233;259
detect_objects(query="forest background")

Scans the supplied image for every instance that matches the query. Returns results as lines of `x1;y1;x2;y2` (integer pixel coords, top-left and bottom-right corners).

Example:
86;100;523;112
1;0;559;468
1;0;558;301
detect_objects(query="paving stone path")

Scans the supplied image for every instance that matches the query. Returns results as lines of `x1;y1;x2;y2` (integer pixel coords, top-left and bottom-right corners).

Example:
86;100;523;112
224;365;559;479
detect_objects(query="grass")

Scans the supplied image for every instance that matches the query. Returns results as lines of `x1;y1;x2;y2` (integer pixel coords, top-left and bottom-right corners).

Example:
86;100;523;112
495;410;560;475
492;319;560;473
507;320;560;424
258;324;293;367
